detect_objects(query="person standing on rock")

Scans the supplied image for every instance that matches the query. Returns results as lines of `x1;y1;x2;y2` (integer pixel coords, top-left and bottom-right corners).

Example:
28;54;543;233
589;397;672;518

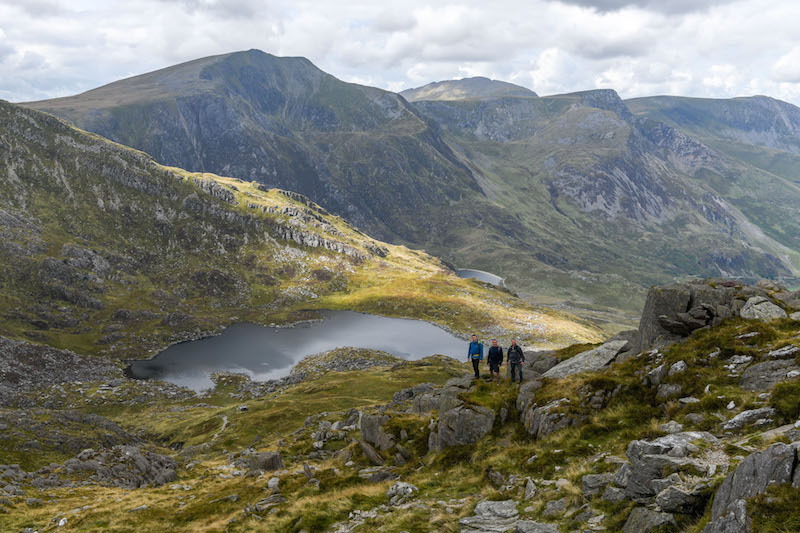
507;339;525;383
467;334;484;379
487;339;503;382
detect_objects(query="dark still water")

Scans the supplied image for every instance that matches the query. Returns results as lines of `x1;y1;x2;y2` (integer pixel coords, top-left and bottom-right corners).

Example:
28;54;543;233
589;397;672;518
127;311;466;391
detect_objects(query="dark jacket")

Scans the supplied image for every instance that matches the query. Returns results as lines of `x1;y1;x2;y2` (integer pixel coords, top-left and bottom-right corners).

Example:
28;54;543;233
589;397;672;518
488;346;503;365
468;341;483;360
507;344;525;364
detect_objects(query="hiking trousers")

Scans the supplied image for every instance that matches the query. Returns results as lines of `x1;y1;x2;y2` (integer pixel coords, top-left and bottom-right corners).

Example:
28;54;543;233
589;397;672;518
510;362;523;383
471;358;481;378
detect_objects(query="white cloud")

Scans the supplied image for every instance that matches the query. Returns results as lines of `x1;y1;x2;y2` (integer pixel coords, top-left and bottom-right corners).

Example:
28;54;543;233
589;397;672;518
0;0;799;107
772;46;800;83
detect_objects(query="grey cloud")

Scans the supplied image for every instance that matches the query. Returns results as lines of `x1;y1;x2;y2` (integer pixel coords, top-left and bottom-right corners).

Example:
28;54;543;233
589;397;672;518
555;0;738;14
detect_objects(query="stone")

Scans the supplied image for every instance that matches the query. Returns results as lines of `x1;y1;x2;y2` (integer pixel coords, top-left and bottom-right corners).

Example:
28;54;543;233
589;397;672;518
244;451;283;472
656;383;682;401
360;414;395;451
581;473;614;497
530;355;559;375
625;432;717;499
740;296;788;321
524;478;538;500
542;340;628;379
721;407;776;431
703;442;800;533
659;420;684;434
267;477;279;490
542;498;567;517
623;507;677;533
740;360;800;390
656;484;708;513
669;361;687;376
514;521;558;533
516;380;544;413
487;468;506;488
358;440;384;466
650;473;682;494
790;312;800;321
645;364;668;387
434;404;495;451
522;398;577;439
635;284;692;352
386;481;418;506
684;413;704;427
767;345;800;359
602;485;627;503
459;499;519;533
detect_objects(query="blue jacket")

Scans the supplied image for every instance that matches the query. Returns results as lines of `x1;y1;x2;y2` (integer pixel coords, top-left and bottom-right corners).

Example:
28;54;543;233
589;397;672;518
468;341;483;360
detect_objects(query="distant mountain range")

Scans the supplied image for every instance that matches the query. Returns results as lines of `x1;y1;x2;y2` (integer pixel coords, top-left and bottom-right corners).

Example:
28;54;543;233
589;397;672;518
23;50;800;329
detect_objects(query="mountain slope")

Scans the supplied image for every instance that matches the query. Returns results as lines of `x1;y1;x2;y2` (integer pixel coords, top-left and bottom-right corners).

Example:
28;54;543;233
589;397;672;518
628;95;800;261
23;53;800;329
23;49;481;244
407;88;799;319
0;99;602;358
399;76;537;102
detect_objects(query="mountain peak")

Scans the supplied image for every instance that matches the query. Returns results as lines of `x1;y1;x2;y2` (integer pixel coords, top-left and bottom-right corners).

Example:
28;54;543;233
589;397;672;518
400;77;537;102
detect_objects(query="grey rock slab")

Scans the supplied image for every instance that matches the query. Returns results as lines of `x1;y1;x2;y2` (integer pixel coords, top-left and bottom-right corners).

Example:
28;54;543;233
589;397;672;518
721;407;776;431
459;499;519;533
514;521;558;533
602;485;628;503
581;473;614;497
703;442;800;533
740;297;788;321
542;340;628;379
790;312;800;321
358;440;385;466
360;414;395;451
436;405;495;451
623;507;677;533
740;359;800;391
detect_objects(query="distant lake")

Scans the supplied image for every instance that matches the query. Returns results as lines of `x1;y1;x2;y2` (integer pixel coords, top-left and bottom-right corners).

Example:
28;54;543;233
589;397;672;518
456;268;505;287
127;311;467;391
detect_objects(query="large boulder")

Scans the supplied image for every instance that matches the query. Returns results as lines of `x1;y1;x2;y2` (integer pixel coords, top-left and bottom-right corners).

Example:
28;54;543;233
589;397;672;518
740;296;788;321
634;284;692;352
459;500;519;533
625;432;717;499
522;398;578;439
360;414;395;451
516;380;544;413
433;404;495;452
702;442;800;533
740;360;800;391
720;407;776;431
542;340;628;379
623;507;676;533
242;451;283;472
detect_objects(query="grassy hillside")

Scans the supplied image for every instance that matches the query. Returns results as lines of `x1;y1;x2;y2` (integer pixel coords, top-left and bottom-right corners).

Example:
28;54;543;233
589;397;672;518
0;99;602;360
2;308;798;532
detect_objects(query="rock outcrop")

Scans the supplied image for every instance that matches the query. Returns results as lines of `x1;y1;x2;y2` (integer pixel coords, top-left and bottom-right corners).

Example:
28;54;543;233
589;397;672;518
632;280;791;352
702;442;800;533
542;340;628;379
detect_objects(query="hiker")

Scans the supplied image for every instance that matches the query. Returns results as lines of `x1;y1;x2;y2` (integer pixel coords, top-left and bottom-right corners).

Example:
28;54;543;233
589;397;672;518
467;334;484;379
487;339;503;381
507;338;525;383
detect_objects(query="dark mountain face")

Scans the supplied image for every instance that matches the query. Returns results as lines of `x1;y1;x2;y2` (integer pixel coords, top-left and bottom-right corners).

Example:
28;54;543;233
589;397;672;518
24;50;480;242
23;52;800;327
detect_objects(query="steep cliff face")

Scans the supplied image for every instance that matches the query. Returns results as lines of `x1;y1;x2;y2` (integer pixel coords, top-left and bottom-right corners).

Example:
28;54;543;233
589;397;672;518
406;87;797;317
24;50;481;242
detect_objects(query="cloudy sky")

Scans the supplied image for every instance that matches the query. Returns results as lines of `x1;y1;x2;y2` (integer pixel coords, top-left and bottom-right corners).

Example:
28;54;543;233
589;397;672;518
1;0;800;105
